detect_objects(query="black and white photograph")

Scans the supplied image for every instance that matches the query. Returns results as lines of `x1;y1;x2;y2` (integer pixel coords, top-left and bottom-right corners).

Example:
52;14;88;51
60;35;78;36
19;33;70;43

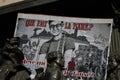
14;13;113;80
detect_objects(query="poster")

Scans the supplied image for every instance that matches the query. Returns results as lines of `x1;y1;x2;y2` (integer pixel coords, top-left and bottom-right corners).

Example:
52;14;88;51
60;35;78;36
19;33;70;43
14;13;113;80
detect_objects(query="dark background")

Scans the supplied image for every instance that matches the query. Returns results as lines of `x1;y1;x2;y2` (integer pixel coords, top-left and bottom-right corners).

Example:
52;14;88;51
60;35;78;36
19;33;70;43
0;0;119;47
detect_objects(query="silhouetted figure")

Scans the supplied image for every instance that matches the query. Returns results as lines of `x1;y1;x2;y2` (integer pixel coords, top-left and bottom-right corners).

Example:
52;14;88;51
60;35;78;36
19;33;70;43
67;58;76;80
0;37;30;80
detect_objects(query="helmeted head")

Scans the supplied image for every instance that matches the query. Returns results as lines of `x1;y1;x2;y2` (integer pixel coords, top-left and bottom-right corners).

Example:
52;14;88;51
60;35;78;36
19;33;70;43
5;37;20;49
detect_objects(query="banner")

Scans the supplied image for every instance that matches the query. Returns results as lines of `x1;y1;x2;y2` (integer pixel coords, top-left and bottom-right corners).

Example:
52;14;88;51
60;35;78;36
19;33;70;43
14;13;113;80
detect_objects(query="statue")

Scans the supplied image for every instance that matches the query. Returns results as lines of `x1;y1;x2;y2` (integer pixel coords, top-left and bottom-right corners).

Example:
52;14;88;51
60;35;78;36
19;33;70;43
0;37;30;80
1;37;24;64
44;51;64;80
107;53;120;80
